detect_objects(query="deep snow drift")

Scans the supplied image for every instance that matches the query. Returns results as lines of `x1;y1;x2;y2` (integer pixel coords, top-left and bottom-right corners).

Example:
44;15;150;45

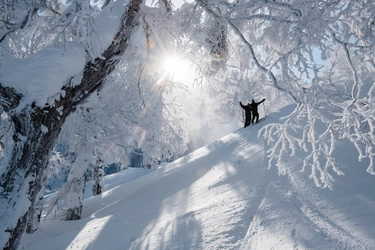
20;105;375;250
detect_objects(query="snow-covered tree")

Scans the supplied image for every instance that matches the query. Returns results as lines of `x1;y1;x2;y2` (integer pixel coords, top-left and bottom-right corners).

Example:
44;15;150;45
0;0;191;247
40;0;190;223
64;149;92;221
0;0;145;248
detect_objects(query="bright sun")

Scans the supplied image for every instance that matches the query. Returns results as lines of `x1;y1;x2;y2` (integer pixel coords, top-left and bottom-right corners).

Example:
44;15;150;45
157;54;194;86
163;56;183;74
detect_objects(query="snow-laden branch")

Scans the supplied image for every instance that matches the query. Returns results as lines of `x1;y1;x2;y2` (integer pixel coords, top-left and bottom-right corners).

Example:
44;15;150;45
229;14;296;24
259;102;344;189
196;0;298;103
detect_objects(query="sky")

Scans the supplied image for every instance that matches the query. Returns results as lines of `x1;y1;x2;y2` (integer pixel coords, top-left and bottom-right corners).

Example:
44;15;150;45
19;104;375;250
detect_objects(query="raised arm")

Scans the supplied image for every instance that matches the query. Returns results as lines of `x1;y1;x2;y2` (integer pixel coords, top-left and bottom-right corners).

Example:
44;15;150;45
240;102;247;109
257;99;265;105
239;101;246;109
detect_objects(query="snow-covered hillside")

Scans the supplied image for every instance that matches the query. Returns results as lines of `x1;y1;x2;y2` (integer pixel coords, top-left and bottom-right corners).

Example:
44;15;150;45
20;105;375;250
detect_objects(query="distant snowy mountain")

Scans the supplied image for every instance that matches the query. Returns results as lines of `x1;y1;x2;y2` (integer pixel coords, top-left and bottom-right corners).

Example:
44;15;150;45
20;105;375;250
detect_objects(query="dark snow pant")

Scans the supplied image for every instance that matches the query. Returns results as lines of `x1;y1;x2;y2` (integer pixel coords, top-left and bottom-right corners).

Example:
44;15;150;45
252;112;259;124
244;114;251;127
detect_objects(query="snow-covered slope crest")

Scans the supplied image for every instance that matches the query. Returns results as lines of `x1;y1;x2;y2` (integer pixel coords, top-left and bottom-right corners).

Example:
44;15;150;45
21;105;375;250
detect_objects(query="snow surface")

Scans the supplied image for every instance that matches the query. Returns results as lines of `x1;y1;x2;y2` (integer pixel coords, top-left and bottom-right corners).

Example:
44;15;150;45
20;105;375;250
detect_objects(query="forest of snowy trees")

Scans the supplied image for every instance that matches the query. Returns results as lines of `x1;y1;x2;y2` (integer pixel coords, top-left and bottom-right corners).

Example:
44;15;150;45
1;0;375;249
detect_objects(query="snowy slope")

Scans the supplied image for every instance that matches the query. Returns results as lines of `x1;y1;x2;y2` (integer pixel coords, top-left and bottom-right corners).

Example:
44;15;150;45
20;105;375;250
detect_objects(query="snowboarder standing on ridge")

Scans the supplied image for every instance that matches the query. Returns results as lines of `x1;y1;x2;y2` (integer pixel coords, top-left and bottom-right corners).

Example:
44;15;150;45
239;101;252;128
250;98;265;124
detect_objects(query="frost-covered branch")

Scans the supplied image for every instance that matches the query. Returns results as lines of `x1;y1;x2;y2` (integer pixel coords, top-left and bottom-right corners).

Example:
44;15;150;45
196;0;298;103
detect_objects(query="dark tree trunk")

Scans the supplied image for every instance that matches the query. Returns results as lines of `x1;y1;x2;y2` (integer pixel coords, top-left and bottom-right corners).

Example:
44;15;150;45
66;206;83;221
92;157;104;196
0;0;143;248
26;177;46;234
1;103;71;250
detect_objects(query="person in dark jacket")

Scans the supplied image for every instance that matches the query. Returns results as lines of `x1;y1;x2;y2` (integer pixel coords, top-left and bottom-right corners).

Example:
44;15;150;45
250;98;265;124
239;101;252;128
